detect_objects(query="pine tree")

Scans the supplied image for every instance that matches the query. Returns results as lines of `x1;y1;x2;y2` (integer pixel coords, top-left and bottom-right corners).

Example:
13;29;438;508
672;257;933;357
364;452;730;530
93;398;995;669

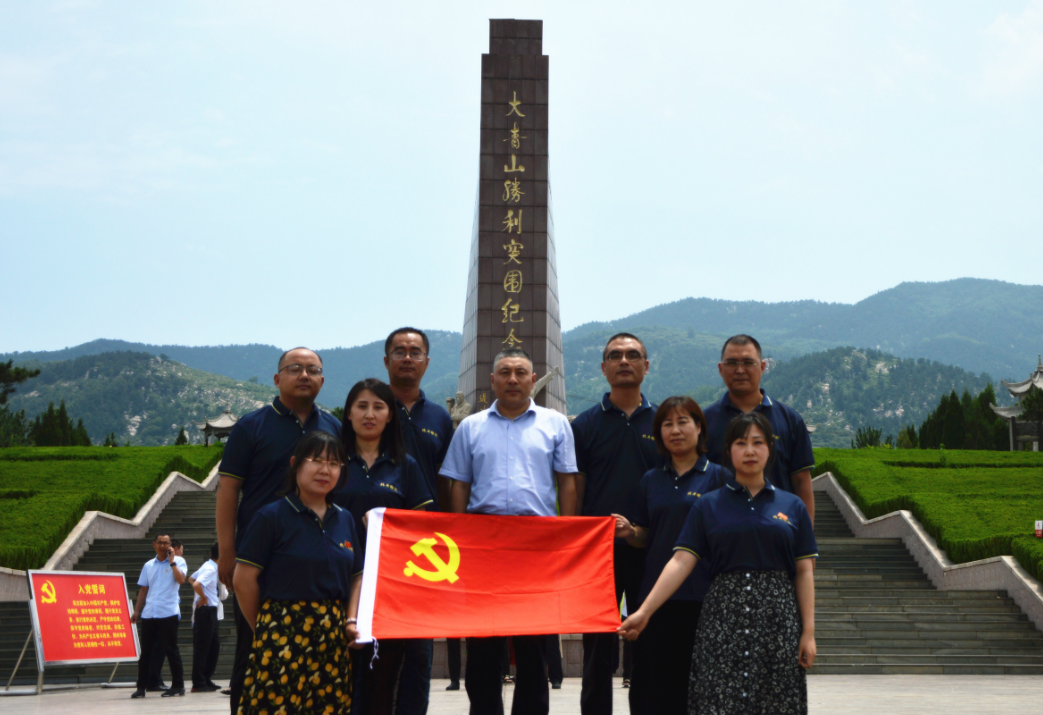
175;426;189;446
74;419;91;446
1020;386;1043;451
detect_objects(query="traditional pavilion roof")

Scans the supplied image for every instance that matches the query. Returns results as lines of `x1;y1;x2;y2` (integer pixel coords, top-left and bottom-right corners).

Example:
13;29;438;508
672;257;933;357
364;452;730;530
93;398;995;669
1001;355;1043;397
990;403;1023;420
195;408;239;431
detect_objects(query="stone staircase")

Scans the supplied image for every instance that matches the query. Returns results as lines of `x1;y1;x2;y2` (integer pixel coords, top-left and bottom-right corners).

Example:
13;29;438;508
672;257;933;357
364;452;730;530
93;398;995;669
1;490;235;685
813;491;1043;674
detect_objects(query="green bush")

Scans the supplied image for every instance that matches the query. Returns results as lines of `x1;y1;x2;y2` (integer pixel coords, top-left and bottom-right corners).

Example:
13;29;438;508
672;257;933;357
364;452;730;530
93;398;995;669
0;446;223;571
813;448;1043;581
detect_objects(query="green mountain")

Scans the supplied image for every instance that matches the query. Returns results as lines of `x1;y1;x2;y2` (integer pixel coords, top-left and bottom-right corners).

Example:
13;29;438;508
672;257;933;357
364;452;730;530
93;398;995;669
5;352;281;446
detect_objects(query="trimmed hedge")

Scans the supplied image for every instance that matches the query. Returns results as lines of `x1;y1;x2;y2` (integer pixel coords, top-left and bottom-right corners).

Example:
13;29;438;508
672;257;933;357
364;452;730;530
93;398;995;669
0;446;223;571
813;448;1043;582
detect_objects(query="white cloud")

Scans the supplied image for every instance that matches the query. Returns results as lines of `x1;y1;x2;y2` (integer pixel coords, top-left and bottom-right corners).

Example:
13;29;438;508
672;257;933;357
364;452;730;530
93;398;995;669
974;0;1043;97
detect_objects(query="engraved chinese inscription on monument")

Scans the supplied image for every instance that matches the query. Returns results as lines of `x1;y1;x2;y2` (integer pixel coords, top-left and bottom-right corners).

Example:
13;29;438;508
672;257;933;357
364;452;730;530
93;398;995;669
457;19;565;413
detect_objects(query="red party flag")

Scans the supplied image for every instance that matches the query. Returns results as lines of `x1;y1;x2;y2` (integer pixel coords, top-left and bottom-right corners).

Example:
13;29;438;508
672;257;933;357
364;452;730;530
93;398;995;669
356;509;619;641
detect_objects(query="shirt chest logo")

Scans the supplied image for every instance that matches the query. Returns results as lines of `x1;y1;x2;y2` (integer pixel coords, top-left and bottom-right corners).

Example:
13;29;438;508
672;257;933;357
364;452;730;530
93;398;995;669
686;491;702;498
340;541;353;551
773;512;796;527
421;428;440;439
379;482;401;494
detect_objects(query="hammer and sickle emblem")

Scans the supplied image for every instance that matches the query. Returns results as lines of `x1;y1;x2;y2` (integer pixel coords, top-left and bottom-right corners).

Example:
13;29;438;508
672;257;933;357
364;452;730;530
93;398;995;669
403;532;461;584
41;581;57;604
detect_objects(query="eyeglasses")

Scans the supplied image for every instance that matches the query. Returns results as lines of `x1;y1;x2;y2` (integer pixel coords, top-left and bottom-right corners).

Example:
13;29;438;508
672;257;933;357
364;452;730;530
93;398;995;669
280;364;323;376
389;349;427;361
722;359;760;369
304;457;343;471
604;350;645;363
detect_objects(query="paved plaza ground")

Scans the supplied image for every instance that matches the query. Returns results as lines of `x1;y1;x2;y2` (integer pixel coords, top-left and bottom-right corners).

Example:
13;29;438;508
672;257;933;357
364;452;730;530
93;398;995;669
3;677;1042;714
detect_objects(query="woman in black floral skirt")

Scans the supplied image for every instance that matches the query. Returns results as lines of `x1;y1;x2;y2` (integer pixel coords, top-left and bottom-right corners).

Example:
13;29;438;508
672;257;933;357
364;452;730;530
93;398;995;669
233;431;363;715
618;411;817;715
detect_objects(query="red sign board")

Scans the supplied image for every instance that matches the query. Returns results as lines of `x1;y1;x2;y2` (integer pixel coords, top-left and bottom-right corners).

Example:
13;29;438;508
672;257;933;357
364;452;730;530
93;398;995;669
28;570;140;668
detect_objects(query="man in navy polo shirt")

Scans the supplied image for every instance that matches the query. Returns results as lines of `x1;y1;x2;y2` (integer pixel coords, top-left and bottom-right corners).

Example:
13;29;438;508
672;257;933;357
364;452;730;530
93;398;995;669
382;327;454;710
569;332;659;715
702;334;816;522
441;347;578;715
214;347;341;715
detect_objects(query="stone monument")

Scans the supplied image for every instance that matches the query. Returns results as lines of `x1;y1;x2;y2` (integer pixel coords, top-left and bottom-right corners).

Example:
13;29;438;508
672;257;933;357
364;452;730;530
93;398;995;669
456;18;565;414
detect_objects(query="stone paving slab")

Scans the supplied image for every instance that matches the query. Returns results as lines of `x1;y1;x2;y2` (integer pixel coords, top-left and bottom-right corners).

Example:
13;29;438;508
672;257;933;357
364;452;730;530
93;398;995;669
3;676;1043;713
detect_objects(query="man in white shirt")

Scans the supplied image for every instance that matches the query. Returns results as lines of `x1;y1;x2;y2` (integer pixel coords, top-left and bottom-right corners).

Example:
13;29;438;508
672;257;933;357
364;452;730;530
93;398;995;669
131;534;187;698
189;542;223;692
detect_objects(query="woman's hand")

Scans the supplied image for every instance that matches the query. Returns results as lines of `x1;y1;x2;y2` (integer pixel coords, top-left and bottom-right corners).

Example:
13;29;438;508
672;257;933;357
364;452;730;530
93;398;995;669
617;610;649;641
611;513;635;540
798;631;816;669
346;623;363;650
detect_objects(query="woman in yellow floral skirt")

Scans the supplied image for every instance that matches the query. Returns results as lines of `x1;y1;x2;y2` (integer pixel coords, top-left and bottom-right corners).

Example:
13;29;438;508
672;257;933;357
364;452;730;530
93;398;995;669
233;431;364;714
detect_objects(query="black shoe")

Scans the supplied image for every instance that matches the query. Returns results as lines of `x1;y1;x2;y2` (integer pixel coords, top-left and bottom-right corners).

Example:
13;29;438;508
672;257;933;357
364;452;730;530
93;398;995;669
622;678;630;689
161;688;186;697
220;689;232;696
191;685;220;692
131;690;146;699
206;681;222;690
145;686;168;692
551;681;562;689
446;681;460;691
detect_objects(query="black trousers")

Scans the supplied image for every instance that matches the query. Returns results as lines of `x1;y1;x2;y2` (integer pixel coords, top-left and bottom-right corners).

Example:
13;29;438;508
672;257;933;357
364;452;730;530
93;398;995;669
351;639;407;715
581;542;644;715
229;596;253;714
147;637;166;687
545;635;562;684
465;635;548;715
447;638;463;683
629;600;701;715
136;616;184;690
192;606;221;688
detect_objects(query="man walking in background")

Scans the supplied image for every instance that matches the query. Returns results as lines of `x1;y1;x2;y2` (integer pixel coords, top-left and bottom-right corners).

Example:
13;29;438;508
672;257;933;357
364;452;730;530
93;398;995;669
130;534;187;699
214;347;341;712
569;333;659;715
703;334;816;521
189;542;223;693
383;327;455;710
441;347;578;715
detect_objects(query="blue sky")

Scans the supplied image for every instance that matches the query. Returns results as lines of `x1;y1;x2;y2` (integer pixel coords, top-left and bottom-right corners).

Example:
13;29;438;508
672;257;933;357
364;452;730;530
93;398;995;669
2;1;1042;354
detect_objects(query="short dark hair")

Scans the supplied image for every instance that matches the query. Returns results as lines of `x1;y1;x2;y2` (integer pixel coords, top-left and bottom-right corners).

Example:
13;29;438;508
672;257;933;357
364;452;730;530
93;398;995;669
720;334;762;360
210;542;219;560
721;412;776;475
492;347;533;372
384;328;430;356
153;534;170;543
278;347;323;370
278;431;346;502
170;539;183;549
653;396;709;457
341;378;406;465
603;333;647;361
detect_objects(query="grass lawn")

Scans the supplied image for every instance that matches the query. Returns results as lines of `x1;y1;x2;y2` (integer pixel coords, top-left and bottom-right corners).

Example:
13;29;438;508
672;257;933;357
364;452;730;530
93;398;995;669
0;446;223;571
813;447;1043;582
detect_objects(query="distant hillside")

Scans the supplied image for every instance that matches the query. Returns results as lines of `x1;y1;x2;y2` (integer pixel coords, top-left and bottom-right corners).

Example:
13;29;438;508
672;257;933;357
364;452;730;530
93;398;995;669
6;352;281;446
565;278;1043;380
760;347;1003;448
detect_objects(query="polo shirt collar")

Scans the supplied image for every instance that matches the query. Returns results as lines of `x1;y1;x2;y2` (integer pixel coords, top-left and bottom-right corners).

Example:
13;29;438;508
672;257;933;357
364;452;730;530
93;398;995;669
284;492;338;524
347;452;393;469
724;477;776;499
721;390;773;412
664;454;709;480
397;390;427;413
271;396;318;425
599;392;651;415
490;398;536;420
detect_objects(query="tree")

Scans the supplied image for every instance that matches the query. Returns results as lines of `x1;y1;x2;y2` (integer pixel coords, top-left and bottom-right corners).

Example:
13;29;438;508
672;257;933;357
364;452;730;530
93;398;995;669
0;360;41;405
30;400;91;446
897;424;919;450
1020;386;1043;452
852;425;882;449
175;426;189;446
103;433;119;447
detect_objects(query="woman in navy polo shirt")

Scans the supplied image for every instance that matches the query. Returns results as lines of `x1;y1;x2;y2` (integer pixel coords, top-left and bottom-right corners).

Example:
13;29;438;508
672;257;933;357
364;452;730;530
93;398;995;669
331;378;432;715
618;411;818;715
233;430;363;715
612;396;729;714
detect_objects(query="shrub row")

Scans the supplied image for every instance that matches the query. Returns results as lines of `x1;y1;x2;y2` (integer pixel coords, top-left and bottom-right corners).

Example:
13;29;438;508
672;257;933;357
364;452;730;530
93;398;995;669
813;449;1043;582
0;446;223;572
